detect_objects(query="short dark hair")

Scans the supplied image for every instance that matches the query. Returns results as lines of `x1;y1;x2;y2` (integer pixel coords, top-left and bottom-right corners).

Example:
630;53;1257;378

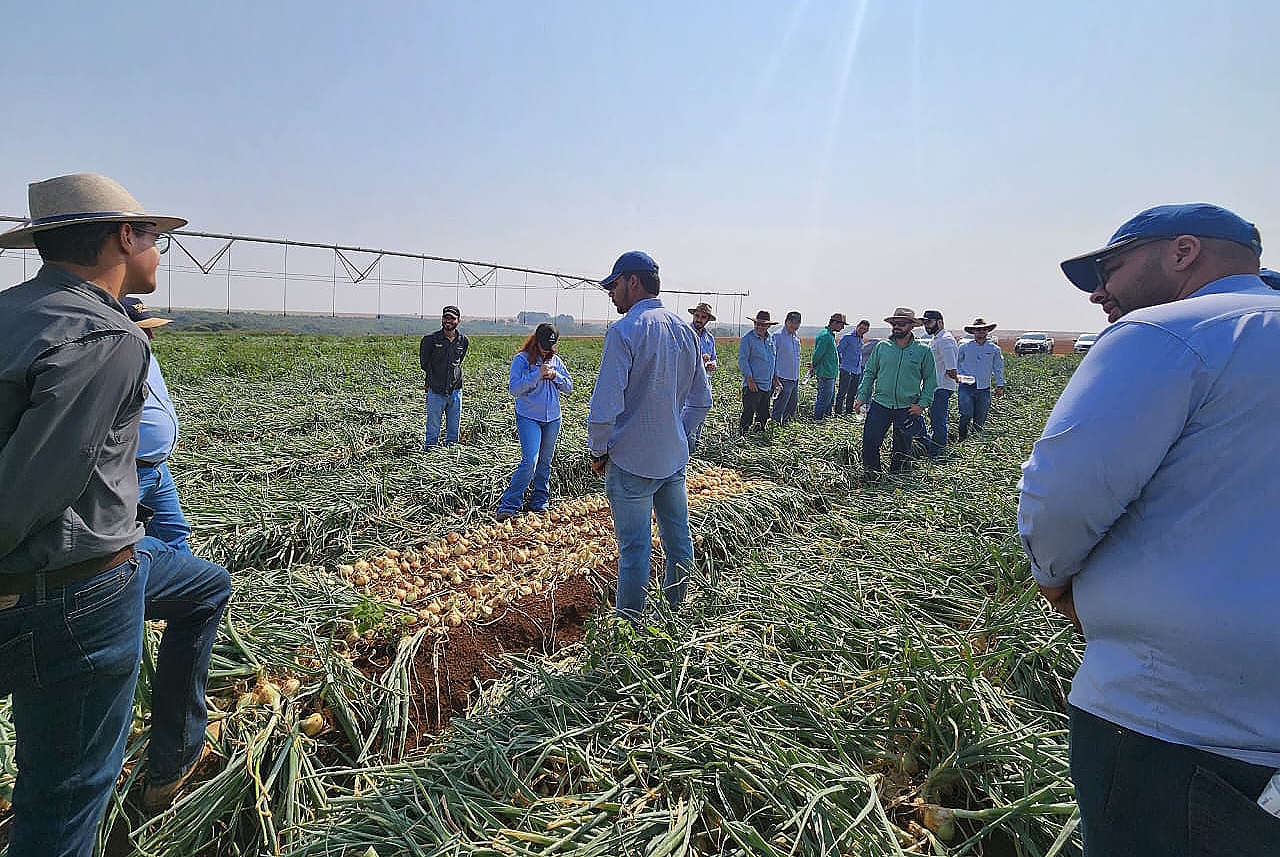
32;221;123;266
636;271;660;295
785;311;801;322
858;319;871;327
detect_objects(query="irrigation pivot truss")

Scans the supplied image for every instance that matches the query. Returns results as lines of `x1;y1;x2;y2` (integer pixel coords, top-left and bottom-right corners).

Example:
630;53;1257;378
0;216;749;331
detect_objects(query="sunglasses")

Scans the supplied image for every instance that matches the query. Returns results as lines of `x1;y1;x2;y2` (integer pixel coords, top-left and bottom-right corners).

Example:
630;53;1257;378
131;224;170;255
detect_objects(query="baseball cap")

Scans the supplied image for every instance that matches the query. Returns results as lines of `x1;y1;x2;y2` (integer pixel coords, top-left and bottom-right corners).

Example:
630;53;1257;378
442;305;461;319
599;250;658;289
535;323;559;350
1061;203;1262;292
921;310;943;322
121;296;172;330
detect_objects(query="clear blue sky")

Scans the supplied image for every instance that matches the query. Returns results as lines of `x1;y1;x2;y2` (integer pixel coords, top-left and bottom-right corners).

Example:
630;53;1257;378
2;0;1276;331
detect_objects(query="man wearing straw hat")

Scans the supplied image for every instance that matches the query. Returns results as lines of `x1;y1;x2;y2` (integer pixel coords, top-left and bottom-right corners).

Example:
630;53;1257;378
1019;204;1280;854
955;317;1005;440
688;301;718;375
738;310;779;435
853;308;936;478
0;174;228;854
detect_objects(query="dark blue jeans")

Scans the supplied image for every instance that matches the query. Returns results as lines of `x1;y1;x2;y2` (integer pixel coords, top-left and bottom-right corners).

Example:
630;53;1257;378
835;371;860;414
861;401;926;475
138;461;193;553
956;384;991;440
927;388;954;456
498;415;560;514
139;536;231;786
1069;706;1280;856
770;378;799;424
0;553;144;857
812;376;836;420
605;463;694;619
424;389;462;448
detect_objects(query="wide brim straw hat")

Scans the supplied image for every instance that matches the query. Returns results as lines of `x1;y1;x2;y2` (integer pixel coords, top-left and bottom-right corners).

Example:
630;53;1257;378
0;173;187;249
883;307;922;326
688;302;716;321
963;317;998;333
748;310;779;325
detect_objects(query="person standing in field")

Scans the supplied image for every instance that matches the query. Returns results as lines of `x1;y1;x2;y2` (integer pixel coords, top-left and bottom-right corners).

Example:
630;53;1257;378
811;313;845;420
771;310;803;425
0;174;229;854
588;251;711;620
920;310;958;457
1019;204;1280;855
853;307;936;478
497;323;573;521
955;317;1005;440
835;318;870;415
688;301;718;375
420;305;469;449
738;310;778;435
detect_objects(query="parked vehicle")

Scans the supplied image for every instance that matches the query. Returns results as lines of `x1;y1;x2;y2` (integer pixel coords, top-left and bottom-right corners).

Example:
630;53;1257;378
1015;332;1055;355
1073;333;1099;353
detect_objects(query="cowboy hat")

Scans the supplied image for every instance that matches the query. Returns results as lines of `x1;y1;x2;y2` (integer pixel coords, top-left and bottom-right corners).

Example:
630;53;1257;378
121;297;172;330
883;307;922;326
688;301;716;321
748;310;779;325
963;317;998;333
0;173;187;249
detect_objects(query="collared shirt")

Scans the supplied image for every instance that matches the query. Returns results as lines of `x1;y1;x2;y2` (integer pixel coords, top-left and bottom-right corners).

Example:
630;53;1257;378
855;337;937;409
0;264;149;574
419;328;469;394
738;330;776;387
838;332;864;374
774;328;802;381
692;324;717;373
812;327;839;379
1018;274;1280;768
588;297;712;479
929;328;959;392
137;354;179;464
957;340;1005;389
509;351;573;423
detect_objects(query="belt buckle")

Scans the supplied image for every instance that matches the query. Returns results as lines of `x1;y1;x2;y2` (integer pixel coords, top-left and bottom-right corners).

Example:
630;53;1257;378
0;594;20;611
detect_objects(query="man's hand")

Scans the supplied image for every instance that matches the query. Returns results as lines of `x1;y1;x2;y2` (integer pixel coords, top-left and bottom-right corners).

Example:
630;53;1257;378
746;378;759;393
946;369;958;382
908;404;923;417
423;379;430;393
1039;582;1082;634
852;399;864;414
994;386;1005;398
589;454;608;476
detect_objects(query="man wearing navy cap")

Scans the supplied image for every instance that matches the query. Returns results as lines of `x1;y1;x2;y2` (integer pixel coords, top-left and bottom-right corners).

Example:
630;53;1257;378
420;305;469;449
1019;204;1280;854
588;251;712;620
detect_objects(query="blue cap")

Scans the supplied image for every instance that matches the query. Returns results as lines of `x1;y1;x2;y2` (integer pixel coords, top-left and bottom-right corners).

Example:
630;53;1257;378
1060;203;1263;292
599;250;658;289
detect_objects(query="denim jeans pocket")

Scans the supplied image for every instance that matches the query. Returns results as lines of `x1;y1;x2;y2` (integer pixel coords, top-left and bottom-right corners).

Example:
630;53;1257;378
54;558;145;684
67;557;140;622
1188;766;1280;856
0;631;37;693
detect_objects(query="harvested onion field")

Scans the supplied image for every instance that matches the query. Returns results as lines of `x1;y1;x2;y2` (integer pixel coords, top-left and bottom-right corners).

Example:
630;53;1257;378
0;334;1085;856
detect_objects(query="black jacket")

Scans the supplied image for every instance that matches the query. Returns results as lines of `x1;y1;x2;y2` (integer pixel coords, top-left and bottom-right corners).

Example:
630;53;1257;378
419;329;469;394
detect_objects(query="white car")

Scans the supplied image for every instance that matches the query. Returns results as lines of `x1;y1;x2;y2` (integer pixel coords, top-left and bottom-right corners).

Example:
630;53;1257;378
1073;333;1099;353
1015;332;1055;355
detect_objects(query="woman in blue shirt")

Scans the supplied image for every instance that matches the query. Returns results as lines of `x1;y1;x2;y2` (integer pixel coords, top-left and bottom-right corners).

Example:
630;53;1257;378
498;324;574;519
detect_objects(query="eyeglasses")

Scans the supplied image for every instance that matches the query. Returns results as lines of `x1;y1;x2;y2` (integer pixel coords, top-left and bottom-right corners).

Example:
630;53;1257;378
1093;237;1171;288
131;224;170;255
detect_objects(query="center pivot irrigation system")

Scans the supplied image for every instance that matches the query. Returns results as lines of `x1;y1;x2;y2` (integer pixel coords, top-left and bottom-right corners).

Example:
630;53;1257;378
0;215;751;331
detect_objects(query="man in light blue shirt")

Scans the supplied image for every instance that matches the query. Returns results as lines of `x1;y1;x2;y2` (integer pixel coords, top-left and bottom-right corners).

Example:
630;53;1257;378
834;319;869;415
588;251;711;620
1019;203;1280;855
737;310;777;434
955;317;1005;441
770;311;802;425
687;301;718;376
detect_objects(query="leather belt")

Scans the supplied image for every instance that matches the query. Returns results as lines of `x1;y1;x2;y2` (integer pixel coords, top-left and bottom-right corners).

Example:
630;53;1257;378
137;459;165;468
0;546;136;596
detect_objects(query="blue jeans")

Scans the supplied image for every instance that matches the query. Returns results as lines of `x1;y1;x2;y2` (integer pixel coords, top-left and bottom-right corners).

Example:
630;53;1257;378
0;553;144;857
1069;706;1280;856
138;462;193;553
605;463;694;619
813;376;836;420
956;384;992;440
424;389;462;448
139;536;231;786
835;370;861;414
862;400;926;475
927;388;954;456
498;416;560;514
770;378;799;424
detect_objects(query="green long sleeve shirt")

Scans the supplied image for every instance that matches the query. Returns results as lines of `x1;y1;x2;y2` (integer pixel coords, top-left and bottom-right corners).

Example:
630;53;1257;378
855;337;937;409
812;327;839;379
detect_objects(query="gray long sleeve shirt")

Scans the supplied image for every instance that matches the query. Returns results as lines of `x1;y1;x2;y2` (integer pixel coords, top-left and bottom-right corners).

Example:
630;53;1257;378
0;265;150;574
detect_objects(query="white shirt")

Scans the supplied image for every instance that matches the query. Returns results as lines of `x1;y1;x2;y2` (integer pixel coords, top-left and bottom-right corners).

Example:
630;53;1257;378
930;328;959;392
